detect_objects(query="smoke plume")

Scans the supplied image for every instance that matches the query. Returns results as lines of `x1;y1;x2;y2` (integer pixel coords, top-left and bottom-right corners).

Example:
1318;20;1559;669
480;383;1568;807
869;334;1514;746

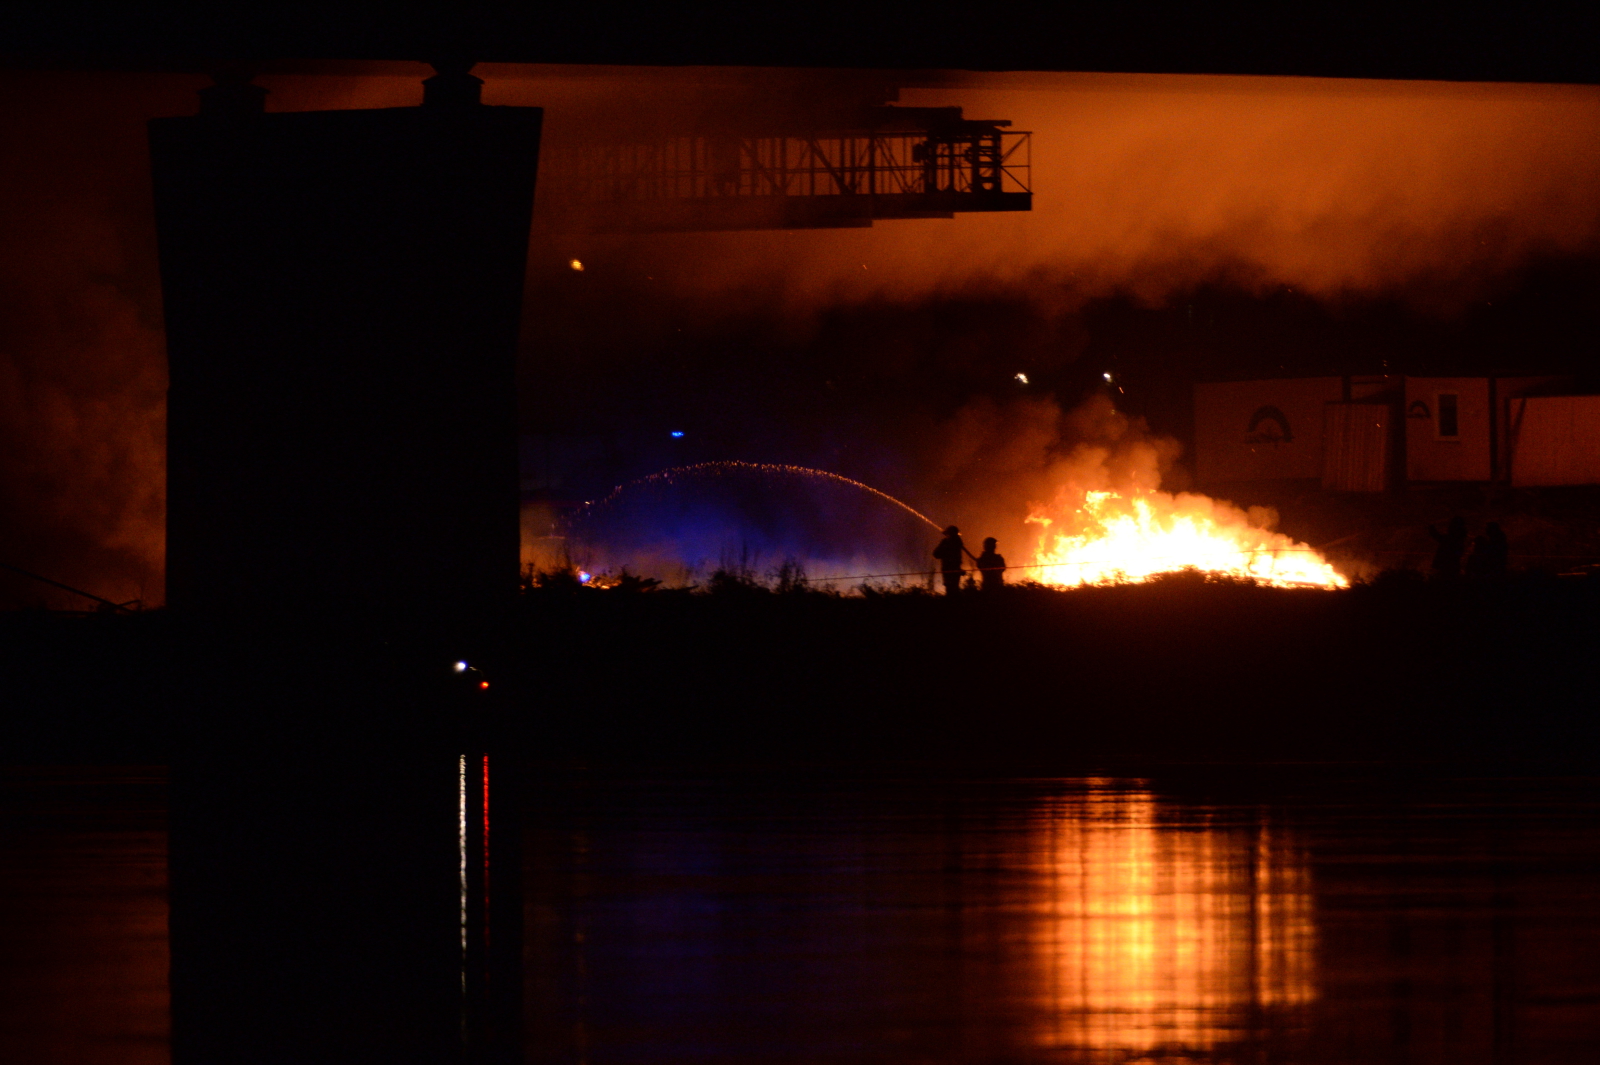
923;391;1192;567
1;67;1597;602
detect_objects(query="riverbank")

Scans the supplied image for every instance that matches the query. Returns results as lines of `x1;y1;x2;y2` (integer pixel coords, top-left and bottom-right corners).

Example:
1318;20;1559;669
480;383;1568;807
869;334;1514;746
5;573;1597;766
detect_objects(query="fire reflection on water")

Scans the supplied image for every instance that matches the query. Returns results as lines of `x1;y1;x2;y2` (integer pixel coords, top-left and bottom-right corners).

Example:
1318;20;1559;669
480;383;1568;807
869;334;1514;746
1028;783;1317;1058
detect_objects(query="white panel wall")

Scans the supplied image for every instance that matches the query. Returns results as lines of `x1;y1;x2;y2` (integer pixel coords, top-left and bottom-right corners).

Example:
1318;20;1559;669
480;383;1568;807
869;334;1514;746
1510;396;1600;486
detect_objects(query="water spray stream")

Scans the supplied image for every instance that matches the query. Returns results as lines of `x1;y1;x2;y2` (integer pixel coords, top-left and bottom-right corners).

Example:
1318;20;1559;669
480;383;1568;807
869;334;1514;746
579;461;944;531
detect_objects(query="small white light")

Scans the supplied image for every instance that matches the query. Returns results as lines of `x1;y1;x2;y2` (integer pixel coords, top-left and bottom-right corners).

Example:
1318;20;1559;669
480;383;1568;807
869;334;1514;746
1103;372;1113;382
454;661;468;673
1014;372;1029;385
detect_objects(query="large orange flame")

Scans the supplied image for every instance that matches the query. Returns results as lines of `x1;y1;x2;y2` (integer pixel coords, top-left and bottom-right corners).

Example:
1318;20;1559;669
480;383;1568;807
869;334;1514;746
1026;488;1348;589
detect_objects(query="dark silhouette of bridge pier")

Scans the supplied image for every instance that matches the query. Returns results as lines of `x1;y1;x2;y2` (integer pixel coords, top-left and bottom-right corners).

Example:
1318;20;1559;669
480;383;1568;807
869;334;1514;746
150;65;540;1063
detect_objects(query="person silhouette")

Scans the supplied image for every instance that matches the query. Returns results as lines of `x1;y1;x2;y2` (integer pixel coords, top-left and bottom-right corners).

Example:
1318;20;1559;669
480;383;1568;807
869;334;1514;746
1481;521;1509;578
1428;516;1469;579
933;525;965;596
1465;533;1490;579
976;537;1006;590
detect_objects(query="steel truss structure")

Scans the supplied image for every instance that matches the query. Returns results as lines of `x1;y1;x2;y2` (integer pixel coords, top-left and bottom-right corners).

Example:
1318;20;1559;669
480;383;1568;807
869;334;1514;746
556;107;1031;232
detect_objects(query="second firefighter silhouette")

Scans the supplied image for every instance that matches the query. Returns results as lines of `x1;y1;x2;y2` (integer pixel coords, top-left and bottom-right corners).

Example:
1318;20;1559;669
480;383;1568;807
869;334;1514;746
933;526;966;595
976;537;1007;590
1428;516;1469;579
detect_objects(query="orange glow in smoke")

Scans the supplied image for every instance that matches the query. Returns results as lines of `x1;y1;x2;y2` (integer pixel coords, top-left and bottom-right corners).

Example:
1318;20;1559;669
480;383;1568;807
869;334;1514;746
1027;489;1347;588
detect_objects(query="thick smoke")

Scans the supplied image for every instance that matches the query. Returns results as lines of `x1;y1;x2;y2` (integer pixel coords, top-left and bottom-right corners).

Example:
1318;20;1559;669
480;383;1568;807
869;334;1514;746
1;68;1597;603
923;391;1191;570
499;68;1600;579
508;70;1600;314
0;73;187;608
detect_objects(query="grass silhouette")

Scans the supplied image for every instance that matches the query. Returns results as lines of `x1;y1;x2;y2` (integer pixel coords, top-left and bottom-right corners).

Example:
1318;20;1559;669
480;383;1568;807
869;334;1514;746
4;569;1596;768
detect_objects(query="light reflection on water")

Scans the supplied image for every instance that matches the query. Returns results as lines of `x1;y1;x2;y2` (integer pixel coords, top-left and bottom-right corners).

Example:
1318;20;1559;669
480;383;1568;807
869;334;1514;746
6;768;1600;1064
525;773;1600;1064
0;768;167;1065
1027;783;1316;1057
523;775;1336;1065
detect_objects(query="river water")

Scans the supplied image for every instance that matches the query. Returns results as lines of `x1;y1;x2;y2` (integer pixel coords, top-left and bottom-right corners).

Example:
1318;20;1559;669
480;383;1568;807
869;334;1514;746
4;766;1598;1063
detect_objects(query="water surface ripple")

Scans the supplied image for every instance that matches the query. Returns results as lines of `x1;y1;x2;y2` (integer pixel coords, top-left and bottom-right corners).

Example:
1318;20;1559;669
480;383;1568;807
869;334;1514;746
4;768;1599;1064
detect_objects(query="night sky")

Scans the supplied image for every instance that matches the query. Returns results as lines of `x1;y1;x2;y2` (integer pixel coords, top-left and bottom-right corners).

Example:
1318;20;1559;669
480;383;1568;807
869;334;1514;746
1;65;1597;605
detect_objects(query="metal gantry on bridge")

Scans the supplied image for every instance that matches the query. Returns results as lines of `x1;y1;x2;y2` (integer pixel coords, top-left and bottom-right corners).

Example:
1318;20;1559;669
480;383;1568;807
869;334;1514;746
560;106;1031;232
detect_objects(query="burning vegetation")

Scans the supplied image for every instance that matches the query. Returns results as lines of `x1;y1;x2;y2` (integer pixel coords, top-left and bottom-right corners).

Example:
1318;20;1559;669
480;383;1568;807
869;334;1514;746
2;70;1597;607
1026;488;1347;589
927;391;1349;593
547;397;1353;593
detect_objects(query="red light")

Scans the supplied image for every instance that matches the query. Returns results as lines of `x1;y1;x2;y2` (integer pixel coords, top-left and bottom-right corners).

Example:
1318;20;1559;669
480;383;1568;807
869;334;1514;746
479;681;490;690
